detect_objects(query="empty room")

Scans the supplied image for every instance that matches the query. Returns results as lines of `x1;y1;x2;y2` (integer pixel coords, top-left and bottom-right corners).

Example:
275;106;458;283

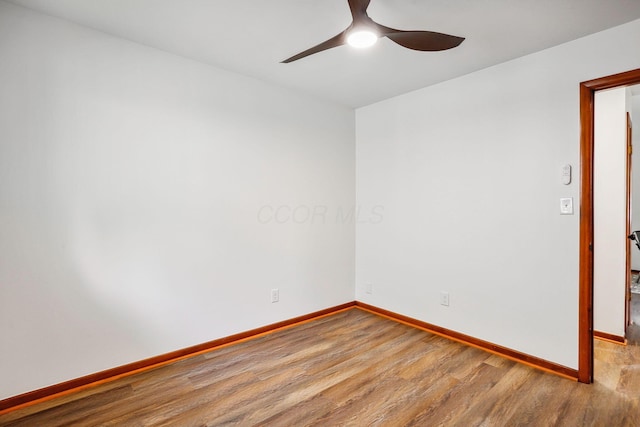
1;0;640;425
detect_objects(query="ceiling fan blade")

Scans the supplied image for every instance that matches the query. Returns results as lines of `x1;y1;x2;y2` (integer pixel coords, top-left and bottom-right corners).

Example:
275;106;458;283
281;30;348;63
281;1;464;63
377;25;464;51
348;0;371;19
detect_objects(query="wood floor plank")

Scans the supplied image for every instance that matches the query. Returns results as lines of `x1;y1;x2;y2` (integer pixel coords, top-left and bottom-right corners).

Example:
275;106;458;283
1;307;639;426
0;385;134;427
502;368;579;426
405;362;508;426
450;364;539;426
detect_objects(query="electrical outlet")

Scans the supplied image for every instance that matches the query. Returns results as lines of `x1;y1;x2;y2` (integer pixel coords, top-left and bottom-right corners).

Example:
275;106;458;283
440;291;450;307
271;288;279;303
365;282;373;294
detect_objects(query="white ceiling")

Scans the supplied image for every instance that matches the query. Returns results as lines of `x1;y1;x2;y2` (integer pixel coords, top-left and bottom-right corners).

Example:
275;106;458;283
8;0;640;108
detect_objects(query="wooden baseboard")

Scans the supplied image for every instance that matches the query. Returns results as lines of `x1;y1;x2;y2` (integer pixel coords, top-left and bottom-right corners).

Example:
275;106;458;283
354;301;579;381
1;299;581;414
0;302;356;414
594;330;626;345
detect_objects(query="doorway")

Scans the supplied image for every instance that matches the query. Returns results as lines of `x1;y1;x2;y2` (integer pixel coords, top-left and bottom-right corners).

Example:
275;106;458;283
627;85;640;345
579;68;640;383
592;87;637;345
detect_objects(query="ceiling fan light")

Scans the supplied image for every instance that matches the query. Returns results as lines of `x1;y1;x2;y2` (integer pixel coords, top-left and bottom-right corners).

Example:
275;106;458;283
347;30;378;48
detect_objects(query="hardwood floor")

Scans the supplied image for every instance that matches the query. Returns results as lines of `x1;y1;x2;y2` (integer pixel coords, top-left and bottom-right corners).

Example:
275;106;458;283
1;308;639;426
627;293;640;345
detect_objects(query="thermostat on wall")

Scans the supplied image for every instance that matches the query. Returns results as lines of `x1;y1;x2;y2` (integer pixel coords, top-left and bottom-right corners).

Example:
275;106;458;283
562;164;572;185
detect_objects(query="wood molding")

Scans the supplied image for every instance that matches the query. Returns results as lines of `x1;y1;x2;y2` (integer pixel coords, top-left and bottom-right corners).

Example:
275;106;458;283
579;68;640;384
0;302;356;414
2;299;583;414
626;112;633;329
594;331;627;345
579;80;595;384
355;302;579;381
581;69;640;92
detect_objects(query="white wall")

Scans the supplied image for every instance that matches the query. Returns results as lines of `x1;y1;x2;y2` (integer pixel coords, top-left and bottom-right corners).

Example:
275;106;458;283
0;1;355;400
632;92;640;270
356;19;640;369
593;88;628;337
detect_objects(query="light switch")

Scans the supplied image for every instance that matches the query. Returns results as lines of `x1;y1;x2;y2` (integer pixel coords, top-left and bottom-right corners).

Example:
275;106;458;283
560;198;573;215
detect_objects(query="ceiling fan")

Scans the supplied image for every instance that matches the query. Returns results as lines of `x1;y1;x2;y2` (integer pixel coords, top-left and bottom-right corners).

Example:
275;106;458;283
282;0;465;63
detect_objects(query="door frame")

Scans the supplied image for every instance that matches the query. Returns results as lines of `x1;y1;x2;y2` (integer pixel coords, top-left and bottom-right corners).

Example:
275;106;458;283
626;112;633;332
579;68;640;383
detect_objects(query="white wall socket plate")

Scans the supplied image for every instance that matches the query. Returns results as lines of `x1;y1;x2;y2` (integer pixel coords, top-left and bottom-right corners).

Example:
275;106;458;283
440;291;450;306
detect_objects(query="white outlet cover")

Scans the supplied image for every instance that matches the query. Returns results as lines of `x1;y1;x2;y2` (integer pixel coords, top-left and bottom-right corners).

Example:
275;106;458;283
440;291;450;306
365;282;373;294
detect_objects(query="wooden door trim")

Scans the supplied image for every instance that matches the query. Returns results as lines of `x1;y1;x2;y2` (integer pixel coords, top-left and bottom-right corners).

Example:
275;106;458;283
579;68;640;383
626;112;633;330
